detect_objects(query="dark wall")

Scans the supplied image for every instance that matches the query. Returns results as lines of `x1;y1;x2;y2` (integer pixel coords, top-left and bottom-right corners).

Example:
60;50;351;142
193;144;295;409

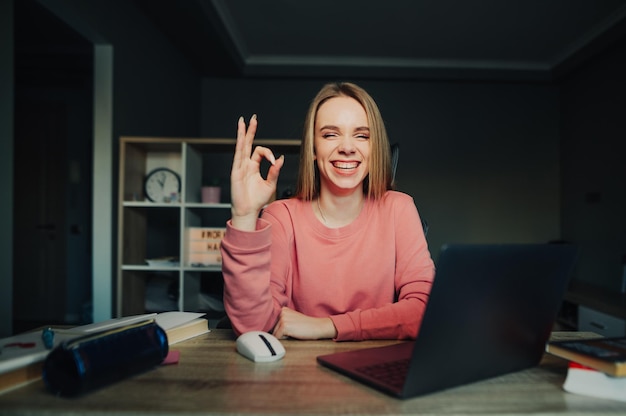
42;0;202;139
1;0;15;337
201;78;561;260
7;0;205;331
5;1;623;336
13;0;94;328
560;36;626;291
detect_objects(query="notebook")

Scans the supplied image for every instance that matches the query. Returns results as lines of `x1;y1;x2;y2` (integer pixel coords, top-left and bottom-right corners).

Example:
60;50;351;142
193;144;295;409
317;243;578;399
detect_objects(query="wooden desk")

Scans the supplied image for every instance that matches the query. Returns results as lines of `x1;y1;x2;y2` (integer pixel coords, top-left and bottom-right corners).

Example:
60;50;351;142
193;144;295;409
0;330;623;415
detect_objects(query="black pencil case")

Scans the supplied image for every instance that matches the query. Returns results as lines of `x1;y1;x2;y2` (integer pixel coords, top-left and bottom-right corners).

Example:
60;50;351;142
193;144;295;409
43;320;169;397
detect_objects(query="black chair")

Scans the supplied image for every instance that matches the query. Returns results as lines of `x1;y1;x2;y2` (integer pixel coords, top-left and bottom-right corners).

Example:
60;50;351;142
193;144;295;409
390;143;428;236
391;142;400;183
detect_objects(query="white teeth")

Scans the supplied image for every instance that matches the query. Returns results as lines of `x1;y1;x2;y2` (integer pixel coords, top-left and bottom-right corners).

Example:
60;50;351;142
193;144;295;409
332;162;359;169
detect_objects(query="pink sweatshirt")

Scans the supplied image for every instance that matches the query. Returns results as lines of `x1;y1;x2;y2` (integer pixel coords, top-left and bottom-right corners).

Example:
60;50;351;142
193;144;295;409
220;191;435;341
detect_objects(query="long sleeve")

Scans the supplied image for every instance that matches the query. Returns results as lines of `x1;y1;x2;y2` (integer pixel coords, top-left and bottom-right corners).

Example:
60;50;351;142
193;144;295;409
327;193;433;340
220;219;281;334
221;191;435;340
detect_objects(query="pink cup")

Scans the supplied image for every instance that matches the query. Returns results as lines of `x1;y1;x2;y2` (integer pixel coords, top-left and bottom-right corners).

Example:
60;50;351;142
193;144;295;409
201;186;221;203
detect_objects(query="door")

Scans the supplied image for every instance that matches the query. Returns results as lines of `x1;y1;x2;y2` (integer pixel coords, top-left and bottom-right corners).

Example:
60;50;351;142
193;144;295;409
13;0;94;331
13;99;68;325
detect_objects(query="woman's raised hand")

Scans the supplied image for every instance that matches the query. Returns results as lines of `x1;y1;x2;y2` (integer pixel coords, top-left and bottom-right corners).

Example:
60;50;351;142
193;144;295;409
230;115;284;231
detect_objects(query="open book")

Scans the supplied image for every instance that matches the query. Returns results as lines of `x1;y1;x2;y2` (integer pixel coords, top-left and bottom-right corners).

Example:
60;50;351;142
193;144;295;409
0;311;209;394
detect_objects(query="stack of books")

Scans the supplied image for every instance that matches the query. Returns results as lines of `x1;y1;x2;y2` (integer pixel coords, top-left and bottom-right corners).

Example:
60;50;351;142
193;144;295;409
546;336;626;402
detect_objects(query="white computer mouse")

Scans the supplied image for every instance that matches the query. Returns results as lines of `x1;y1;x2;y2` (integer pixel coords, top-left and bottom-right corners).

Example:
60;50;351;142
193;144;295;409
236;330;286;362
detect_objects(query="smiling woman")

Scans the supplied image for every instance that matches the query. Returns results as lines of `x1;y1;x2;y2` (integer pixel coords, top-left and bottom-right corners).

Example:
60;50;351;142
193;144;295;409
313;96;371;218
220;82;435;342
297;83;392;202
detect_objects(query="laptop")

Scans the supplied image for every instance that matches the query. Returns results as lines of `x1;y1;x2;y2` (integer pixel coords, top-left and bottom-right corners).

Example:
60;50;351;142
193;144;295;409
317;243;578;399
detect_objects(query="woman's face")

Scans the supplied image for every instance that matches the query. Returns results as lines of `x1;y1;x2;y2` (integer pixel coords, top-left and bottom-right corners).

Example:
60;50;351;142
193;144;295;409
314;96;370;197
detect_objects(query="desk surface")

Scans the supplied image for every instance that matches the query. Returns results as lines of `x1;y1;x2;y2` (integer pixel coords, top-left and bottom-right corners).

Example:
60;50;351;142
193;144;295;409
0;330;623;415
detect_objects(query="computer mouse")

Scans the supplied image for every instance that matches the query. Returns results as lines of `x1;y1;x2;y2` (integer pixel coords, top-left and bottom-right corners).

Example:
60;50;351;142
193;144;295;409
236;330;286;362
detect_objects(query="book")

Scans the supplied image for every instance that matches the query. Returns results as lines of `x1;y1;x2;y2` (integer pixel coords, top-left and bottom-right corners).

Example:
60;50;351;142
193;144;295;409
186;227;226;267
0;360;43;395
154;311;210;345
563;362;626;402
0;311;208;394
546;336;626;377
0;327;83;394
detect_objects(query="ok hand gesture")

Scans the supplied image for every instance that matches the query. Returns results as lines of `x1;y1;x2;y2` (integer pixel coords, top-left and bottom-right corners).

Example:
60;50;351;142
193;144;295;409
230;115;284;231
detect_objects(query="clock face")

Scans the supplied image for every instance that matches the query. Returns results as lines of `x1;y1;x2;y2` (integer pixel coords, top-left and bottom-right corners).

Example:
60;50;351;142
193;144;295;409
144;168;181;202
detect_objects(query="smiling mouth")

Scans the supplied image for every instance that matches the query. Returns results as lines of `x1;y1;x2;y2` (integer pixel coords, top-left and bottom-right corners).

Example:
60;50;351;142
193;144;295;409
332;161;360;170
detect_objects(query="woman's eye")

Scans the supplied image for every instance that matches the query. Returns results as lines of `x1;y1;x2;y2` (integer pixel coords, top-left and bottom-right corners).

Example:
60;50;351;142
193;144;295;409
322;133;337;138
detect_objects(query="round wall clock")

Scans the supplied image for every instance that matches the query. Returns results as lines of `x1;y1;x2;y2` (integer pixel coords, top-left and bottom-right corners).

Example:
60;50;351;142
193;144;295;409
144;167;181;202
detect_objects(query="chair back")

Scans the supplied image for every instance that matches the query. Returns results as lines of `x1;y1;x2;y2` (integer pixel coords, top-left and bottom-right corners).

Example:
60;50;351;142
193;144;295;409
390;142;428;236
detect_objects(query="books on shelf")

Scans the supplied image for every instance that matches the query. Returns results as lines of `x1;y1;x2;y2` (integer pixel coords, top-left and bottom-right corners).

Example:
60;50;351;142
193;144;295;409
546;336;626;377
0;311;209;394
186;227;226;267
562;362;626;402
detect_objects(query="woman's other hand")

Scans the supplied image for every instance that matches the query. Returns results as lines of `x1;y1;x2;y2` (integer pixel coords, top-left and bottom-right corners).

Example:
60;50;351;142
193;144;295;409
230;115;284;231
272;307;338;340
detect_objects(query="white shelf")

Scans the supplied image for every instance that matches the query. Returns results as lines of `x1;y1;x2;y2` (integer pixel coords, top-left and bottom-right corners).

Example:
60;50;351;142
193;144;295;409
122;201;181;207
183;265;223;272
121;265;180;271
117;137;300;318
122;202;230;208
184;203;232;209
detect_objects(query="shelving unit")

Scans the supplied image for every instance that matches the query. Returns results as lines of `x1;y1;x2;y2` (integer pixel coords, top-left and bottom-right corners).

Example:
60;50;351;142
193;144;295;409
117;137;301;321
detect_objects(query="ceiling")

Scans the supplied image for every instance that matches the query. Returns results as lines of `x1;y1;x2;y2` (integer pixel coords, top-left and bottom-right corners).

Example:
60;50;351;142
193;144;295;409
134;0;626;82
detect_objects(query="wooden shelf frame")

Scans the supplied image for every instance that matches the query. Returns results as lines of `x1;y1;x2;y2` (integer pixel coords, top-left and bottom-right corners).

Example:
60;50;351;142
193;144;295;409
116;137;301;317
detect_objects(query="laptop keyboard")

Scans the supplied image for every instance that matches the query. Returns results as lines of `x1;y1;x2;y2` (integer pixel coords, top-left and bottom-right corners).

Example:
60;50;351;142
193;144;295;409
356;358;410;389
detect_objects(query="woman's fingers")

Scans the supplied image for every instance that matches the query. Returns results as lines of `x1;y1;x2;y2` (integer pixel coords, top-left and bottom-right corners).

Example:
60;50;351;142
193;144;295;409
265;154;284;186
233;116;246;170
245;114;257;143
230;114;283;214
272;320;284;339
249;145;277;166
235;115;279;170
234;115;257;170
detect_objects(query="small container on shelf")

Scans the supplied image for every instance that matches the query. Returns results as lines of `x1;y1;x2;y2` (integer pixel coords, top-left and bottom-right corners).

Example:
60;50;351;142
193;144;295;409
201;178;222;204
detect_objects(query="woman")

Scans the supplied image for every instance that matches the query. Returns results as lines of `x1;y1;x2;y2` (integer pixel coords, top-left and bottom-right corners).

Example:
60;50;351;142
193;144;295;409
221;82;434;341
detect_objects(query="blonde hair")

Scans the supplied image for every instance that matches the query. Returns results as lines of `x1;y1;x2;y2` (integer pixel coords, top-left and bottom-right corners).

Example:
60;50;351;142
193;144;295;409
295;82;392;201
